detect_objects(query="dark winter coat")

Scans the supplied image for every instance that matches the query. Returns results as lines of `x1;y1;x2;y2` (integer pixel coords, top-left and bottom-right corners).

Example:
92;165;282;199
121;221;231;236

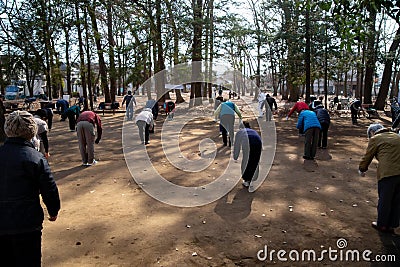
0;138;60;235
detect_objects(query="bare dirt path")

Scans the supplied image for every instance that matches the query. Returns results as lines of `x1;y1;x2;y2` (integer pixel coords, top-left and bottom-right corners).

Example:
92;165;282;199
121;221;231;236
40;95;399;266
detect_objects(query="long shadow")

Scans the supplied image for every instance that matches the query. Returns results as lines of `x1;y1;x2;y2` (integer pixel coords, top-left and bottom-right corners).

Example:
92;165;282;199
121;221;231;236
370;232;400;266
214;187;254;222
52;165;86;181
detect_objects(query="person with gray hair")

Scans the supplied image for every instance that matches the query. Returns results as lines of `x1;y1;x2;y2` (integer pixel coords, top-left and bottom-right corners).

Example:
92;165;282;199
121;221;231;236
0;110;60;266
359;123;400;233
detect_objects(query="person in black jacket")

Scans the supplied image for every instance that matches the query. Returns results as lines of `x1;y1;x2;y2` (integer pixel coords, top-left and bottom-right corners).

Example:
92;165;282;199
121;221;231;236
265;94;278;121
350;99;362;124
0;110;60;267
314;105;331;149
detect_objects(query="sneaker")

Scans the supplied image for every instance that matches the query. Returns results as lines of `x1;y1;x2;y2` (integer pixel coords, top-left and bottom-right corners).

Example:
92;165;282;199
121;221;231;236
242;181;250;187
248;185;255;193
87;160;97;166
82;162;88;166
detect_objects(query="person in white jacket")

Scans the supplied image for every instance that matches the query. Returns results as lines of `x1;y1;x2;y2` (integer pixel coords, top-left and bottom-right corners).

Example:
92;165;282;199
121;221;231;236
257;91;266;117
135;108;154;145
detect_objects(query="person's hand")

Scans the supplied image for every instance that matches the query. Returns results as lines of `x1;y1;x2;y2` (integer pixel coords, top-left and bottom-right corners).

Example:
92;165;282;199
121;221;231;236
358;170;366;177
285;116;289;120
95;138;100;144
48;215;57;221
44;152;50;159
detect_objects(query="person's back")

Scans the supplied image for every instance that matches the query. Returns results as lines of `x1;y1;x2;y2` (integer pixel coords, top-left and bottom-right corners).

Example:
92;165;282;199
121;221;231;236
315;107;330;124
297;110;321;132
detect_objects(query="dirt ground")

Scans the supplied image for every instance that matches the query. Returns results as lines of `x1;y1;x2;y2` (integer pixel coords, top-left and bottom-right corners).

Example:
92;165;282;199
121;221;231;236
37;93;400;266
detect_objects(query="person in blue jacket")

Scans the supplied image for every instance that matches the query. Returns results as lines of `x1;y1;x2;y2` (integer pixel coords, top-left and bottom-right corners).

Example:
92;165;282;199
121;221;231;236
0;110;60;266
56;99;69;114
214;99;242;146
297;109;321;160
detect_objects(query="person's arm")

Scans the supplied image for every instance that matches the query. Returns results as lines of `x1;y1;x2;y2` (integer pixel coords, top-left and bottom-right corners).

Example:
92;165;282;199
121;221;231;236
95;114;102;143
133;96;137;106
393;113;400;129
273;99;278;110
287;103;297;118
38;131;49;154
38;158;60;221
359;139;377;173
234;104;242;119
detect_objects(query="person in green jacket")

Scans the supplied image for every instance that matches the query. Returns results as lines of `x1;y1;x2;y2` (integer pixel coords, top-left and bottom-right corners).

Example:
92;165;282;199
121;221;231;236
359;123;400;233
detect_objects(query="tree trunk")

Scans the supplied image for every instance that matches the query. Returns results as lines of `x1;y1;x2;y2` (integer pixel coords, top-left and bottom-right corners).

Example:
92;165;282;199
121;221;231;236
107;0;117;102
88;0;110;103
191;0;203;107
363;4;377;104
375;27;400;110
75;2;87;106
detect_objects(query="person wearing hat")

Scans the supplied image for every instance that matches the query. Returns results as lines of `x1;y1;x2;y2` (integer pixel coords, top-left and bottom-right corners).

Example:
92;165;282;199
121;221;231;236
233;121;262;191
122;90;137;121
33;109;50;159
0;110;60;266
359;124;400;234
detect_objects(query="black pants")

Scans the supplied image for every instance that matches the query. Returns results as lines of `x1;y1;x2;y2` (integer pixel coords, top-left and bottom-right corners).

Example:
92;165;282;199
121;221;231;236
67;112;77;131
241;143;262;182
318;122;330;148
0;230;42;267
377;175;400;228
351;109;358;124
304;127;320;159
136;120;150;143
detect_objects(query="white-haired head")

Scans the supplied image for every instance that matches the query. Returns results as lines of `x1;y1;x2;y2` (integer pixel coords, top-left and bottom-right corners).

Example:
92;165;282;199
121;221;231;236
367;123;384;139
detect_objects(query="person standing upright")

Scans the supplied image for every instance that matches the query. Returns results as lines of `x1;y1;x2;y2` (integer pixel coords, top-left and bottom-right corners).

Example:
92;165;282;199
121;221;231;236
0;110;60;267
257;90;266;118
76;110;102;166
265;94;278;121
122;90;136;121
214;99;242;147
296;110;321;160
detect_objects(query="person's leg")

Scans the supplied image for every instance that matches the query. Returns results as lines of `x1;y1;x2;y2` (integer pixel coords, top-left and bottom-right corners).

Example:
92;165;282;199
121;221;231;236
226;115;235;146
136;120;145;143
377;177;397;228
47;108;53;130
83;122;96;163
387;176;400;228
322;123;329;148
265;106;272;121
145;123;150;144
351;109;357;124
310;128;320;158
77;122;88;164
67;112;75;131
318;128;323;148
304;128;312;159
0;231;42;267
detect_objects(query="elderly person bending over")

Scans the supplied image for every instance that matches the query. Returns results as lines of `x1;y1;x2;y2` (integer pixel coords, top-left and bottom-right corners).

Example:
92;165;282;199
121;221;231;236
359;123;400;234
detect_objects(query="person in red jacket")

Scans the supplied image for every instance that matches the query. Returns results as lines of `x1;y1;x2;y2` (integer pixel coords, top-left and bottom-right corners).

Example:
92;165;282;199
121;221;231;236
76;111;102;166
286;101;310;135
286;101;310;119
